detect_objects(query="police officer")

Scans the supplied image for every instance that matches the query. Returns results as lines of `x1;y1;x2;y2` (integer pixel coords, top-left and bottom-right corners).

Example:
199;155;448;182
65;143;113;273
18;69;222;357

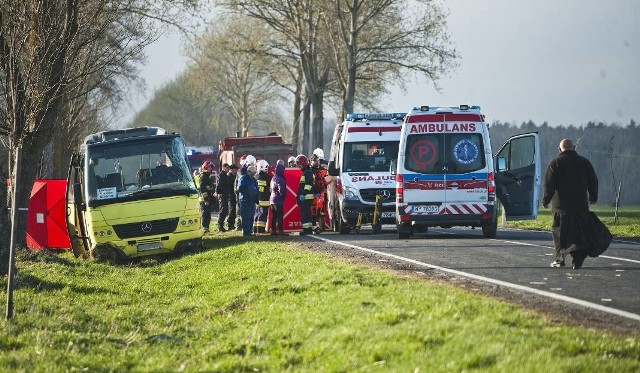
198;161;215;234
296;154;314;235
254;159;272;233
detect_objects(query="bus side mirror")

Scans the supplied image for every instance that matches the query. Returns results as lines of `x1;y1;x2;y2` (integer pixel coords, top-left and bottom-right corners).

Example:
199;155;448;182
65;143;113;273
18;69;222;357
389;160;397;175
72;183;83;205
328;161;339;176
496;157;507;172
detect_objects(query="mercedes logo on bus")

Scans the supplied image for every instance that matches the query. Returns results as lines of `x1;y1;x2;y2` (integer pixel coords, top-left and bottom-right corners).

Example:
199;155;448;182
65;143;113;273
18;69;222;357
379;189;391;200
141;222;153;233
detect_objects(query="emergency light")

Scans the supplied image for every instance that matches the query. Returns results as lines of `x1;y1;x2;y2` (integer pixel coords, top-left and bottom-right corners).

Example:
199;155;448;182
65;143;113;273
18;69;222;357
346;113;406;121
413;105;482;113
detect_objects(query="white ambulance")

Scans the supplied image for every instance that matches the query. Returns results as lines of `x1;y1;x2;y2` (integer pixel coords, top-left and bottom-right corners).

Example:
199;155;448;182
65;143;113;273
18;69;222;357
327;113;406;233
394;105;541;239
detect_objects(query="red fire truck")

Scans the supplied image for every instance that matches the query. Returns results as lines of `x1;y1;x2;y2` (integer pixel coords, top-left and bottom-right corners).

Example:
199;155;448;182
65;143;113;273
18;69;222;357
218;134;295;170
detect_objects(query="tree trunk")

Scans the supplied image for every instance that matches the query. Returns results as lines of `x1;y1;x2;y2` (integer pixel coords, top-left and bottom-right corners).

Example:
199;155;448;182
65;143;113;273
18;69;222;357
342;57;357;119
0;173;9;276
291;75;302;153
310;89;325;151
301;92;311;155
11;137;48;248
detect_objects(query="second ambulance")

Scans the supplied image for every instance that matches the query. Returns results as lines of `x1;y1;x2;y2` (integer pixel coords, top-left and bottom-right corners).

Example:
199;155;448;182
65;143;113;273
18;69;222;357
327;113;406;233
395;105;541;239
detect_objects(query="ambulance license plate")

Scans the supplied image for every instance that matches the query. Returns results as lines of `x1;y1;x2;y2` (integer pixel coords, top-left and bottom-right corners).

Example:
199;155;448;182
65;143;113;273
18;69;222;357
381;212;395;218
138;242;162;252
413;205;439;213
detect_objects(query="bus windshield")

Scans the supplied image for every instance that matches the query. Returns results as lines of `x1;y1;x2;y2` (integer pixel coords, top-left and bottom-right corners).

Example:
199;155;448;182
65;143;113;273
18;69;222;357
85;136;196;206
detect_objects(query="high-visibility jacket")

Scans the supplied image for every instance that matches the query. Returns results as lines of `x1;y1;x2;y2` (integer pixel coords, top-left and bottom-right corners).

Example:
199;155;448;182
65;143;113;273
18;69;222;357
256;171;272;207
297;166;315;201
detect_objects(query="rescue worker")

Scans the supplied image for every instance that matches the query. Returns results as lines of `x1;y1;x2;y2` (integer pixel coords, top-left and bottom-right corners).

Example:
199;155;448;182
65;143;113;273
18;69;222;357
310;149;328;234
288;156;296;168
215;163;232;232
192;169;201;189
234;155;256;231
238;165;259;237
296;154;314;235
198;161;215;234
270;163;287;235
254;159;272;233
227;165;238;230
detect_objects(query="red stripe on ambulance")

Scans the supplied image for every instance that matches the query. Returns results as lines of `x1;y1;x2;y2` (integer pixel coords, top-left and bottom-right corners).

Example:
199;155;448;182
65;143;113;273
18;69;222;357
406;113;483;123
347;126;401;133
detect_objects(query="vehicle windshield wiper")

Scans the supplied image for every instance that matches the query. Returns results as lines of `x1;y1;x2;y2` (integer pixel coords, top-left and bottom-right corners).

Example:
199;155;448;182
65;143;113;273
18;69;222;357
129;183;195;197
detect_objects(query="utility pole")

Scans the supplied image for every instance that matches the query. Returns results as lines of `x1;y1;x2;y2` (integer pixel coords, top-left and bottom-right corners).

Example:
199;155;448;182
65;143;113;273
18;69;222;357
6;148;21;320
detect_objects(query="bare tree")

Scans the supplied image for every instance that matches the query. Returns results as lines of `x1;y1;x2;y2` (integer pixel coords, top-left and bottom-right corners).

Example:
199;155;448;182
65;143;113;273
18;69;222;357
322;0;459;118
0;0;200;259
220;0;332;153
187;15;287;137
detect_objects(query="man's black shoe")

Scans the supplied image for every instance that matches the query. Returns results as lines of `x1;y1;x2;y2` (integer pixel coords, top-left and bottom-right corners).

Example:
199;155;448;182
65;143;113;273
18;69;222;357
572;254;586;270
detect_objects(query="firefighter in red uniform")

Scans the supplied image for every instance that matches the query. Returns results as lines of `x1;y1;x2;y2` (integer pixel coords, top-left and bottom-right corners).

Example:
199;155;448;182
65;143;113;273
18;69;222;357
296;154;314;235
310;150;328;233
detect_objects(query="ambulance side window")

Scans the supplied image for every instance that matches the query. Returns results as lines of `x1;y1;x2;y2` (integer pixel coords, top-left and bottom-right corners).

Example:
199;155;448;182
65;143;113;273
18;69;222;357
507;136;536;170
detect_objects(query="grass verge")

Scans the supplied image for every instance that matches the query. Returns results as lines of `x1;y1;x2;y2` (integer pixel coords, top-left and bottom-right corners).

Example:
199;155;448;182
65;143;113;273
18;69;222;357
1;236;639;372
505;205;640;239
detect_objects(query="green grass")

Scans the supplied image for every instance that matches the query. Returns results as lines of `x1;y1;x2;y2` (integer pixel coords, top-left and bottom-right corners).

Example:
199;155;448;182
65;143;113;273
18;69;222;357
1;236;639;372
505;205;640;239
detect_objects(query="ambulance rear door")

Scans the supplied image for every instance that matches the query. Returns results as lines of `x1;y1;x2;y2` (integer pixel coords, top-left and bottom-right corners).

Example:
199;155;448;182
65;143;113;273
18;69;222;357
494;132;541;220
441;118;490;215
401;112;487;215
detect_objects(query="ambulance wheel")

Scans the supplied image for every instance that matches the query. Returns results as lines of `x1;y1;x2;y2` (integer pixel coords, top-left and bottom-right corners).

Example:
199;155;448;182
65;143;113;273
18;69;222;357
482;220;497;238
338;218;350;234
397;224;412;239
372;223;382;234
331;209;339;232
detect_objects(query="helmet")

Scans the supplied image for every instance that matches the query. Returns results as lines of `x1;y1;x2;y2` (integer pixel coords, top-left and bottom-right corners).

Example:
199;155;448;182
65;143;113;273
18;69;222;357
312;148;325;160
245;154;256;166
287;156;296;165
295;154;309;168
257;159;269;172
201;161;212;172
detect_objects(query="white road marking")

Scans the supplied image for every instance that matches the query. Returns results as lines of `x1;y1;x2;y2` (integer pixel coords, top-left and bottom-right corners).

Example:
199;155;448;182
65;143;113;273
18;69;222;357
431;228;640;264
310;235;640;322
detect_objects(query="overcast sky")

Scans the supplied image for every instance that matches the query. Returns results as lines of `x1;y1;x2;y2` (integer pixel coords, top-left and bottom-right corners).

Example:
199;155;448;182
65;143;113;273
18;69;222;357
123;0;640;128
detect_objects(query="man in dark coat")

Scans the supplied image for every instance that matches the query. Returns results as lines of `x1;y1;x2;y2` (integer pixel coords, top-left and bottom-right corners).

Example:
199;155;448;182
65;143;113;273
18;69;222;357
215;163;232;232
227;165;238;230
198;161;215;234
542;138;598;269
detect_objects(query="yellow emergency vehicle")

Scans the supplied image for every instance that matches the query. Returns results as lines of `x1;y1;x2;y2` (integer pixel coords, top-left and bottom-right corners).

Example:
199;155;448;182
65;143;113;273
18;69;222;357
66;127;203;261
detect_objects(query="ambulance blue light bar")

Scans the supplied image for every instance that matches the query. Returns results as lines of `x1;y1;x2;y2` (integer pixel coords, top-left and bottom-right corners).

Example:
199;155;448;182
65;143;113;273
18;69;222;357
346;112;406;121
414;105;481;112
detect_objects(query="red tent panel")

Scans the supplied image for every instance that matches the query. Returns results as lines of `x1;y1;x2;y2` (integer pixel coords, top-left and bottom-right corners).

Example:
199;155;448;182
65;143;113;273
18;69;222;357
26;179;71;250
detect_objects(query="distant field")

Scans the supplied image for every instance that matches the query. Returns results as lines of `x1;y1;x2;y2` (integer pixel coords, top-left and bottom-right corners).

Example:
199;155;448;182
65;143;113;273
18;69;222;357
504;205;640;239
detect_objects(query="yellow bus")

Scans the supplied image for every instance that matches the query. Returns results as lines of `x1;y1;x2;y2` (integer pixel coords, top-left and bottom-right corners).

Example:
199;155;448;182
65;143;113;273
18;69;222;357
66;127;203;261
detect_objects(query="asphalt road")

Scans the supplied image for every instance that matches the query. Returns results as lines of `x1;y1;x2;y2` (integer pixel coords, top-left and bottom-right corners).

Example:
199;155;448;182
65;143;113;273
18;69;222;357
310;226;640;322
